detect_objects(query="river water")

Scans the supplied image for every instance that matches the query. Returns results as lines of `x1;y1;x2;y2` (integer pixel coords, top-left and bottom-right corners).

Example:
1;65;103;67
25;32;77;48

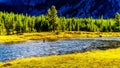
0;37;120;62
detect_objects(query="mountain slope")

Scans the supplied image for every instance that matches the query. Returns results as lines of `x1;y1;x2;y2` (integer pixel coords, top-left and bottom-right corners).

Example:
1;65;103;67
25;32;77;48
0;0;120;18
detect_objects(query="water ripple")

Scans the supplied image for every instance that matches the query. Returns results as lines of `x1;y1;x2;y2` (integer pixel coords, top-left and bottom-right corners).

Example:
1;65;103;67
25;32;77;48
0;37;120;62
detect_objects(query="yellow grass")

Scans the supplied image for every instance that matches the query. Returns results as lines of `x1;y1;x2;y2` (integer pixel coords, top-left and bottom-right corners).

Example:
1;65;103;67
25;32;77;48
1;31;120;43
1;48;120;68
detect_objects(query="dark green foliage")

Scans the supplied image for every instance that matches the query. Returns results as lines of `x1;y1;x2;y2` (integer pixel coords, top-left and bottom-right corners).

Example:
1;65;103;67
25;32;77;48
0;7;120;35
115;13;120;26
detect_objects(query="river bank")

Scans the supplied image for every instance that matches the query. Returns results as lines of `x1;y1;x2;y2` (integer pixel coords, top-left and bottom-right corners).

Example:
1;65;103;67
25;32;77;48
0;31;120;68
1;47;120;68
1;31;120;43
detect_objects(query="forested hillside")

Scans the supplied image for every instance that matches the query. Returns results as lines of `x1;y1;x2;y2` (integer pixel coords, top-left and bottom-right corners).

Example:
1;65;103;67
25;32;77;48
0;6;120;35
0;0;120;18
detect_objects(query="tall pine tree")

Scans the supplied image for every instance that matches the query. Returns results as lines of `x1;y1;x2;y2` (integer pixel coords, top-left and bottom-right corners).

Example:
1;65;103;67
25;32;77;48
47;5;59;31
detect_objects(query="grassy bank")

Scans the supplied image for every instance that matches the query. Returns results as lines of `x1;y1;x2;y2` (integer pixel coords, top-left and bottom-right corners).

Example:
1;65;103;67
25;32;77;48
1;31;120;43
1;47;120;68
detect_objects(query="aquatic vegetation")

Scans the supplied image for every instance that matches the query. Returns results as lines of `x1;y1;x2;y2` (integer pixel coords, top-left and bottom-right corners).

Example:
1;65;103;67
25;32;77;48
0;47;120;68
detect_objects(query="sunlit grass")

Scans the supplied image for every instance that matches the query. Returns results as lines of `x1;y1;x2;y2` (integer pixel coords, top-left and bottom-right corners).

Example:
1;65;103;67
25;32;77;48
1;48;120;68
0;35;27;43
1;31;120;43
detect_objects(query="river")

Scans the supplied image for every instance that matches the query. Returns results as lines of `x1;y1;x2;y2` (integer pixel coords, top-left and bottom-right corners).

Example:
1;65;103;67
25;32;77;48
0;37;120;62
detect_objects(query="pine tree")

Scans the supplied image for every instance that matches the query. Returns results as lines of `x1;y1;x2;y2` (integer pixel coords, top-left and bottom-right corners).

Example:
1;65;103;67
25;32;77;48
47;5;59;31
115;13;120;26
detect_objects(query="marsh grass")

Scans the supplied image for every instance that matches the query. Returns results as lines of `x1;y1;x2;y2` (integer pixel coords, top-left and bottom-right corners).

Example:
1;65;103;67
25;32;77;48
1;31;120;43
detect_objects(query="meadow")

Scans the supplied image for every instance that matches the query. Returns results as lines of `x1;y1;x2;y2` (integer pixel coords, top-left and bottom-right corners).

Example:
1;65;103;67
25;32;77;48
1;31;120;43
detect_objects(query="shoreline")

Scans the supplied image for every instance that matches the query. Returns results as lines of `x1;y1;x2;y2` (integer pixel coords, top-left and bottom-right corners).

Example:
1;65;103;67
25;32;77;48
1;31;120;43
1;31;120;67
1;47;120;67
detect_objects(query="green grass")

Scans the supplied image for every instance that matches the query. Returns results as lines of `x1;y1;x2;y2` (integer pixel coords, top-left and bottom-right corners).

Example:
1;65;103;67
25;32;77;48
1;48;120;68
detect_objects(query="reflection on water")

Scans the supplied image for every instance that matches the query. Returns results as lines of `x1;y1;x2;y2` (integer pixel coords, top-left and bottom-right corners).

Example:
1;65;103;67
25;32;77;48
0;37;120;62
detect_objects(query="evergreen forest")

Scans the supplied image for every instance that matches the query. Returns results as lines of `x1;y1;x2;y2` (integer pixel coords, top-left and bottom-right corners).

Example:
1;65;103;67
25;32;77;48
0;5;120;35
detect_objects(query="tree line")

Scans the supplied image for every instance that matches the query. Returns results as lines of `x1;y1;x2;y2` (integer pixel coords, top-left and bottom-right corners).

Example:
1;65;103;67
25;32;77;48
0;5;120;35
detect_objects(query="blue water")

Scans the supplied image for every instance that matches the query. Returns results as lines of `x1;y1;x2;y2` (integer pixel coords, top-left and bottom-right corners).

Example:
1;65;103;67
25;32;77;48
0;38;120;62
